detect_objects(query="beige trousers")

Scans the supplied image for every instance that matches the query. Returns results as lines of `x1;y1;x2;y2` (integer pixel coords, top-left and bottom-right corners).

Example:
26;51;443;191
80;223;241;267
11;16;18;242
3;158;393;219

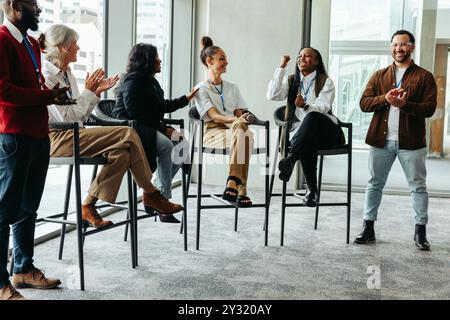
49;126;155;204
203;119;254;195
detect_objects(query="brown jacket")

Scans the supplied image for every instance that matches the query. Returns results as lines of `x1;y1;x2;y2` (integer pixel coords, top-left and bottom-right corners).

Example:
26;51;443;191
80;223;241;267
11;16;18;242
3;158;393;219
360;61;437;150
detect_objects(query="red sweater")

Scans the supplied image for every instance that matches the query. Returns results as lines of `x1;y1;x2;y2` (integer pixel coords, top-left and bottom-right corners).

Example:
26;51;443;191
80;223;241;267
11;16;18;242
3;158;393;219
0;25;54;139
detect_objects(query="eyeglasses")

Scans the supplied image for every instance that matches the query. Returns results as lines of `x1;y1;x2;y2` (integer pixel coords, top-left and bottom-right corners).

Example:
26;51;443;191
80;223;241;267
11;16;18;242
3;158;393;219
390;42;413;48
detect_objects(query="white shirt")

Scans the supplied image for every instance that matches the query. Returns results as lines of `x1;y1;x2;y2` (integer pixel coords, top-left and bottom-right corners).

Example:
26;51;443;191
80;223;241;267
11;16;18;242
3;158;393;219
194;79;248;122
267;68;337;138
3;18;25;43
42;59;100;127
387;67;407;141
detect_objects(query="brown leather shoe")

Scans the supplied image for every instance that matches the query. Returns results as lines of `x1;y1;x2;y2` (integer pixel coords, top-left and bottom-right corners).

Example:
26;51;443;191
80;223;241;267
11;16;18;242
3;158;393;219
82;204;113;228
12;266;61;290
143;190;183;215
0;284;26;300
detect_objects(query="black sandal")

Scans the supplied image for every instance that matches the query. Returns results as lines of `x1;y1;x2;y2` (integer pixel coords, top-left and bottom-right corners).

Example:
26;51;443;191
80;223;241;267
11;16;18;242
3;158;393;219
237;195;253;208
222;176;241;203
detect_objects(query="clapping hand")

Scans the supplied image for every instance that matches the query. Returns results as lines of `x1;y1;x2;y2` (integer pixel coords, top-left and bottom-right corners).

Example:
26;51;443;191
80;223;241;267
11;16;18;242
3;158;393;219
51;83;76;105
85;68;105;94
386;89;407;108
96;74;120;96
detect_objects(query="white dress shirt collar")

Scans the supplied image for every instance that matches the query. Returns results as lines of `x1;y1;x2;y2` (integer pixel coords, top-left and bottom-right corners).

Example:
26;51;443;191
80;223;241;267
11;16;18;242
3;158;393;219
3;18;25;43
300;70;317;83
43;59;71;76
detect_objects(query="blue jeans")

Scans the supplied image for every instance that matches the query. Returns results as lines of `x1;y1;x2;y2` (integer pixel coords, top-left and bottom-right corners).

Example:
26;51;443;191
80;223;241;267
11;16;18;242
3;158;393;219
154;131;188;199
0;134;50;288
363;140;428;225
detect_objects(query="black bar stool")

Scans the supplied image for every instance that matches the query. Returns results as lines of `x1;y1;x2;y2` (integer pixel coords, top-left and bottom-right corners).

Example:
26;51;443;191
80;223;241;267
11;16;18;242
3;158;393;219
95;99;188;252
7;119;139;291
186;107;271;250
270;106;352;245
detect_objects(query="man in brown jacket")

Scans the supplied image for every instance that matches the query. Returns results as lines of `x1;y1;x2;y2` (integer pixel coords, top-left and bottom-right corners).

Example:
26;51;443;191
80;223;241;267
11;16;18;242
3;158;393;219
354;30;437;250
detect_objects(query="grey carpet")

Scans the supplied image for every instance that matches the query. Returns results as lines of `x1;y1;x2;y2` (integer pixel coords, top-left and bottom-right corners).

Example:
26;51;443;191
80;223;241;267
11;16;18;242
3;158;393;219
18;185;450;300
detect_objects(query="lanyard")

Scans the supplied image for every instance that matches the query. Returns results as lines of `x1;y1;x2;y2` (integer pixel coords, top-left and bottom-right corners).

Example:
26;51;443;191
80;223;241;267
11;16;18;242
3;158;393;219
211;82;225;111
22;35;42;88
62;71;73;98
394;67;407;88
299;75;316;103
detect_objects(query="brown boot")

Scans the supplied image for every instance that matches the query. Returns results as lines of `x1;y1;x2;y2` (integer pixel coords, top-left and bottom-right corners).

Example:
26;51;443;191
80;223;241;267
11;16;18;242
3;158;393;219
12;266;61;290
0;284;26;300
82;204;113;228
143;190;183;215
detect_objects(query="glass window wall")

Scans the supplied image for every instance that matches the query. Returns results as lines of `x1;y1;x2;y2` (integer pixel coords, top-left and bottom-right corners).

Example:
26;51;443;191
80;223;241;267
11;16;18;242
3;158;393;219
136;0;172;93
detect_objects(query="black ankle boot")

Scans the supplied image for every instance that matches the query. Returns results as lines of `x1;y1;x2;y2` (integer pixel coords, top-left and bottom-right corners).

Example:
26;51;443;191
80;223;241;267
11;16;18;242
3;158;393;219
414;224;430;251
278;153;298;182
303;189;318;207
354;220;376;244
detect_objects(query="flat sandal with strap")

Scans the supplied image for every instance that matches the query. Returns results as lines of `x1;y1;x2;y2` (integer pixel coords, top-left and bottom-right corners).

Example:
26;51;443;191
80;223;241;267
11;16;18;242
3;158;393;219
222;176;241;203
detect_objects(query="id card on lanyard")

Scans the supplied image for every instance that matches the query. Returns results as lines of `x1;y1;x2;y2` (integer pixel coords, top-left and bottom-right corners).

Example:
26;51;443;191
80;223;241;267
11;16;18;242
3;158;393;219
209;80;226;111
298;75;316;103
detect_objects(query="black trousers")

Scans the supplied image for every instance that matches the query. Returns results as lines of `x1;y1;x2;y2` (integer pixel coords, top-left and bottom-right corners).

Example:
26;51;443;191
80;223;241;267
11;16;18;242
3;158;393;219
289;112;344;191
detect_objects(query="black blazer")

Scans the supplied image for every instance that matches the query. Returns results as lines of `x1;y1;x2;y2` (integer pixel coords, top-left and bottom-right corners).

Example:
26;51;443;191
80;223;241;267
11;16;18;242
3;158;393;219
113;72;189;171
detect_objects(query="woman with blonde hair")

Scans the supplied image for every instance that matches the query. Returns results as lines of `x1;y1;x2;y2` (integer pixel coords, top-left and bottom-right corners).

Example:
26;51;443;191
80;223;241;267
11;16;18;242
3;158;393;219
40;24;183;228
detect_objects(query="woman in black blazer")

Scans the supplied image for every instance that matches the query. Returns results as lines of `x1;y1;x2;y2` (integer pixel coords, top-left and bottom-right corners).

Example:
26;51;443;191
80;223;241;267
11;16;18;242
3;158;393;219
113;43;197;223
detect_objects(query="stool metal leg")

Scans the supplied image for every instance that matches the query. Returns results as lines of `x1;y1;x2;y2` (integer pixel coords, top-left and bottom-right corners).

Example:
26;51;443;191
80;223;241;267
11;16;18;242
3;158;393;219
181;166;188;251
91;165;98;183
196;161;202;251
186;124;197;197
315;156;324;230
346;148;352;244
132;179;138;266
280;180;287;246
269;127;282;202
74;165;85;290
265;162;270;246
265;122;270;245
196;128;203;250
123;211;129;242
126;172;136;268
58;165;73;260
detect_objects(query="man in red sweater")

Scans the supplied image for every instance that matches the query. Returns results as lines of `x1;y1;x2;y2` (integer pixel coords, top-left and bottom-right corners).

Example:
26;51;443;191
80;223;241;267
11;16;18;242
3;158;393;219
0;0;73;300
